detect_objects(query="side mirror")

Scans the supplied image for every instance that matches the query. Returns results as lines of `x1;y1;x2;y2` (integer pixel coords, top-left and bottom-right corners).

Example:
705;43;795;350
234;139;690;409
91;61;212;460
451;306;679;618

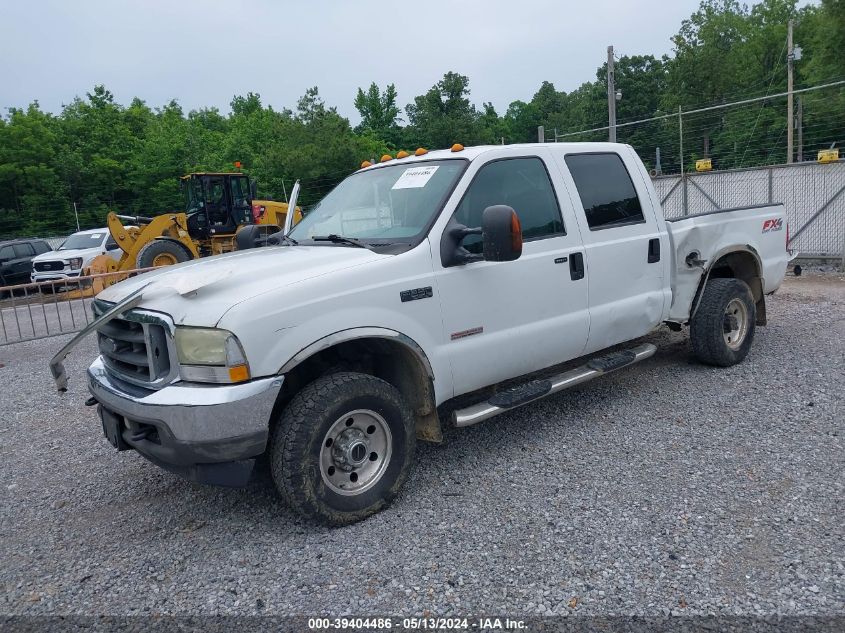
440;205;523;267
481;205;522;262
236;224;284;250
236;225;261;250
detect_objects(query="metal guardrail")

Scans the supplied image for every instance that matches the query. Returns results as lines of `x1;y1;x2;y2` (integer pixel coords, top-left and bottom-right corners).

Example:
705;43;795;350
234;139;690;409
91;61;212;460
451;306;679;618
0;267;157;346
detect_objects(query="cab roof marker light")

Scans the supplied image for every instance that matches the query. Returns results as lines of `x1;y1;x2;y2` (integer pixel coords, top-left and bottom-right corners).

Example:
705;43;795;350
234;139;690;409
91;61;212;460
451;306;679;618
380;154;393;163
361;160;372;168
396;150;410;159
415;148;428;156
450;143;464;152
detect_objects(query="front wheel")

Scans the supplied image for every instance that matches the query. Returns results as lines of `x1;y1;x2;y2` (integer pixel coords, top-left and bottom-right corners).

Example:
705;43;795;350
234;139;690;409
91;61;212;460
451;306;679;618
270;372;416;525
690;278;756;367
136;240;191;268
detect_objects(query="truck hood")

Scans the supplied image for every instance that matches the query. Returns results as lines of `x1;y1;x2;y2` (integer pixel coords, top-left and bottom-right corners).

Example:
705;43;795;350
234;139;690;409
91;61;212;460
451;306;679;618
33;247;100;262
97;246;389;326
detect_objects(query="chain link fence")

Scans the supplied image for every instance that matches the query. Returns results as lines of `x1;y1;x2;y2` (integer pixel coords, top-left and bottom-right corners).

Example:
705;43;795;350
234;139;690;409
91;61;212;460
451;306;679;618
653;160;845;256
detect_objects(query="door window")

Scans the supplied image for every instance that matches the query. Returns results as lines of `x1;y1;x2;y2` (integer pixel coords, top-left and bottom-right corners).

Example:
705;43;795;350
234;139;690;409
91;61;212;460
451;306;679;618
0;246;13;261
453;157;564;253
13;243;35;257
230;177;250;205
206;177;228;225
34;241;51;254
564;153;645;230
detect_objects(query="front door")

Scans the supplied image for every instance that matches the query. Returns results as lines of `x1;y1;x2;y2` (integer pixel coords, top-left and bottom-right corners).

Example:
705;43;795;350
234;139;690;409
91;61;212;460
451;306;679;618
432;152;590;397
2;243;35;285
204;176;236;234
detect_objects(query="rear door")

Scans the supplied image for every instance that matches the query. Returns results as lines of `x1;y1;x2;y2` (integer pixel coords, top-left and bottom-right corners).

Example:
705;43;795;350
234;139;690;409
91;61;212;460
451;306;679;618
556;149;668;354
433;150;590;396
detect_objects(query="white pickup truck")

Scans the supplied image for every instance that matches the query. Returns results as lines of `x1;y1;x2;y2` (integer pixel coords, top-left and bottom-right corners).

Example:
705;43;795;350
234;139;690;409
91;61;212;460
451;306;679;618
31;228;122;287
51;142;789;524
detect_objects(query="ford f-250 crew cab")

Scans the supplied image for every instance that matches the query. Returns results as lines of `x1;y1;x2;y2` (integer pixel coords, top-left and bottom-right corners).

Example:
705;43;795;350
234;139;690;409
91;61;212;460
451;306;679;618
51;142;789;525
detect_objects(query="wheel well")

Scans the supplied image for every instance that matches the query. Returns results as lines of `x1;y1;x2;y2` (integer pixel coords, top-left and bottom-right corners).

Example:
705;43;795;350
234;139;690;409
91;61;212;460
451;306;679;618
700;250;767;325
270;337;442;443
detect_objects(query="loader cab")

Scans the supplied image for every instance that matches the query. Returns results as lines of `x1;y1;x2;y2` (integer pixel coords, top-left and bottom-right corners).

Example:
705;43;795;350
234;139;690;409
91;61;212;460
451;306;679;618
181;173;254;239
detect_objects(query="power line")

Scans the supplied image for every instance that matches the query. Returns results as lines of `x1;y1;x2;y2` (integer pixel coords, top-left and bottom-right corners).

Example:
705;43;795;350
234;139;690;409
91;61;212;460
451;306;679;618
554;79;845;139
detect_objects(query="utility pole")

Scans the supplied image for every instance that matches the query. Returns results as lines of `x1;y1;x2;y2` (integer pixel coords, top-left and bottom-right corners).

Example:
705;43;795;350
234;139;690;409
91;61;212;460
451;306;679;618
538;125;545;143
796;96;803;162
72;202;80;232
787;19;794;164
679;105;687;215
678;106;684;177
607;46;617;142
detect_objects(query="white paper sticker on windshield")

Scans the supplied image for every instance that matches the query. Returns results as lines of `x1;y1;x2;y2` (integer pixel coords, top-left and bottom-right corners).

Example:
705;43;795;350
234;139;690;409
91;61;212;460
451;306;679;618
392;165;439;190
89;233;103;239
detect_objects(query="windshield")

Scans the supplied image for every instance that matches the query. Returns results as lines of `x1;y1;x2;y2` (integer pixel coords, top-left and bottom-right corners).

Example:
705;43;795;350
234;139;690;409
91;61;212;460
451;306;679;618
59;232;105;250
289;159;466;243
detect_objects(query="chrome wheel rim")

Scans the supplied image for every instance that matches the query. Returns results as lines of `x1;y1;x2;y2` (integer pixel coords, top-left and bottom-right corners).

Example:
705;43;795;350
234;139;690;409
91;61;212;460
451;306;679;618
722;298;749;350
319;409;392;496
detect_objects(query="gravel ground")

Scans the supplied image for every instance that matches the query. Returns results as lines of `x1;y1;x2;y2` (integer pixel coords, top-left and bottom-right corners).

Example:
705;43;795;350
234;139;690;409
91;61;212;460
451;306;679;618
0;271;842;617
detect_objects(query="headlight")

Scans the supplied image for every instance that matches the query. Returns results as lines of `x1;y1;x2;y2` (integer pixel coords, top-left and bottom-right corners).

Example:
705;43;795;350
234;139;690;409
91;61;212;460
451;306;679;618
174;327;251;384
68;258;83;269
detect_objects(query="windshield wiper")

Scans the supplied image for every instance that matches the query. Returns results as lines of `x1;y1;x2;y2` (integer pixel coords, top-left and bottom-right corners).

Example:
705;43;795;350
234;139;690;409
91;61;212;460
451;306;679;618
311;234;376;251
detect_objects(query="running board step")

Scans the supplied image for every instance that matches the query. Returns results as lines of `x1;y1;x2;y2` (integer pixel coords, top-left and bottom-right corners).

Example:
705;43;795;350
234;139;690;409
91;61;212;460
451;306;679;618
452;343;657;428
488;379;552;408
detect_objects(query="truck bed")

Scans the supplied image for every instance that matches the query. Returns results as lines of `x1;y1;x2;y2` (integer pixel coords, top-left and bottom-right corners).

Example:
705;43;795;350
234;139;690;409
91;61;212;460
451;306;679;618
665;203;789;322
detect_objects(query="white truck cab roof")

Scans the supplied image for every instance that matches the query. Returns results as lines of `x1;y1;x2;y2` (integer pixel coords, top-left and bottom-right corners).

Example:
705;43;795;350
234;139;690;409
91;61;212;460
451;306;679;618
358;142;630;171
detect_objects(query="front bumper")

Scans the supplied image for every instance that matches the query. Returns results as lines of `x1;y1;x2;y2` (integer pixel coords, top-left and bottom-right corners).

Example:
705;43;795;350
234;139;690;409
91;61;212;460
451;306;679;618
88;357;283;486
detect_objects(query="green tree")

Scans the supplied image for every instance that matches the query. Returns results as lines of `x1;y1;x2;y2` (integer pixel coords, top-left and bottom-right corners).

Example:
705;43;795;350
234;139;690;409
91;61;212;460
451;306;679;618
354;83;402;146
405;72;486;148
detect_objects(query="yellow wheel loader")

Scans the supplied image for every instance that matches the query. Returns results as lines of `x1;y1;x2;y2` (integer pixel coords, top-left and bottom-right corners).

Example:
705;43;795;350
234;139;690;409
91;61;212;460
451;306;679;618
86;172;300;278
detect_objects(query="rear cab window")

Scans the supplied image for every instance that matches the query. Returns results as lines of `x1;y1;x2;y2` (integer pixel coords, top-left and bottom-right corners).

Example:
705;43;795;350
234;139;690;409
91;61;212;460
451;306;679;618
564;153;645;230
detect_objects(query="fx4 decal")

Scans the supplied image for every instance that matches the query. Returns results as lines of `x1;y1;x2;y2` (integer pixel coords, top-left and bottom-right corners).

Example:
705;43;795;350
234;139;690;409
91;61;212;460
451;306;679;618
762;218;784;233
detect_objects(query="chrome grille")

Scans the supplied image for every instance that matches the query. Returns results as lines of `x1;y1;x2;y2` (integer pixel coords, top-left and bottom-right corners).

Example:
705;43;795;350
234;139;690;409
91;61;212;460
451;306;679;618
93;300;176;388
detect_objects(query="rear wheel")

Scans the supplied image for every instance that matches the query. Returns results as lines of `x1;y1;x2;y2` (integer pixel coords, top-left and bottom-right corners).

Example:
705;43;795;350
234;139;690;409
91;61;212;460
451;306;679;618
136;240;191;268
270;372;416;525
690;278;756;367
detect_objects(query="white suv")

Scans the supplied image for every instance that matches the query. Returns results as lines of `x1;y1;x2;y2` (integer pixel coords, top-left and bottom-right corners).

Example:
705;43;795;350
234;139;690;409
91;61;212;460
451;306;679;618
31;228;121;286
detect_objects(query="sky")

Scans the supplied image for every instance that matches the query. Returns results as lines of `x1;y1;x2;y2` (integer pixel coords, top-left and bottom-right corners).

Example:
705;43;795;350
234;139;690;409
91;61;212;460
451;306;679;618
0;0;760;123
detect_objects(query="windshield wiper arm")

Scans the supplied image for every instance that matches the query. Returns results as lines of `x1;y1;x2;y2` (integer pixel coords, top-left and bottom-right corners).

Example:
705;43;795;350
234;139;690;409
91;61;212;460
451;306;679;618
311;234;376;251
268;233;298;246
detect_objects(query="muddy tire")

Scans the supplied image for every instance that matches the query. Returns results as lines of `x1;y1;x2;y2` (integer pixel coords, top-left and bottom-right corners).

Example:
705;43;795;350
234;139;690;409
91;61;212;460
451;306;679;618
136;240;191;268
270;371;415;525
690;278;756;367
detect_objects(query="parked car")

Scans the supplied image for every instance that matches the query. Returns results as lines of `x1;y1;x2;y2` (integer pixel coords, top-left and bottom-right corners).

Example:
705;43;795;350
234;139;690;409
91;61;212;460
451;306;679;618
31;228;122;289
0;238;52;292
52;142;789;525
